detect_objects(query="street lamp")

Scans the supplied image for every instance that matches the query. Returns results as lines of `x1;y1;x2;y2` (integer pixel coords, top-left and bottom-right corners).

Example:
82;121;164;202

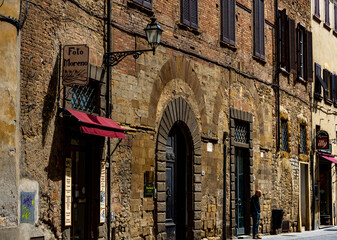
104;16;163;67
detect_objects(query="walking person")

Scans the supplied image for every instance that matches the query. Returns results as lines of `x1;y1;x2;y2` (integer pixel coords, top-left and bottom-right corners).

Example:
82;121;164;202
251;190;262;239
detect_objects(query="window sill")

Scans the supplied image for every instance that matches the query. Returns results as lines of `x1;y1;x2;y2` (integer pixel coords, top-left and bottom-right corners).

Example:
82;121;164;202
333;30;337;37
127;1;153;15
253;55;266;65
324;23;331;31
314;93;323;100
280;67;290;76
177;22;200;35
313;14;321;23
297;76;307;84
220;41;237;51
325;98;333;105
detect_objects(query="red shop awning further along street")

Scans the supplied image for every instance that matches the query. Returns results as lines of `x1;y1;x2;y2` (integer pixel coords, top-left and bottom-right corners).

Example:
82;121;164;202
67;109;126;139
319;153;337;163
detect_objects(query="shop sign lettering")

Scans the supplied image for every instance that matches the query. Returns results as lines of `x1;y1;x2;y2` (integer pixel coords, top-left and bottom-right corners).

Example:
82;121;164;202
63;45;89;86
65;158;72;226
317;130;329;150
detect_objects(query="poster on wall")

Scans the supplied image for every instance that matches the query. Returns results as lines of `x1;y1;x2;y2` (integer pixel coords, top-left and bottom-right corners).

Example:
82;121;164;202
20;192;35;223
65;158;72;226
100;162;106;223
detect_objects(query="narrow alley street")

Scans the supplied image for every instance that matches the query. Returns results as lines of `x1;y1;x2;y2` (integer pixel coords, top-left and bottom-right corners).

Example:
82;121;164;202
261;227;337;239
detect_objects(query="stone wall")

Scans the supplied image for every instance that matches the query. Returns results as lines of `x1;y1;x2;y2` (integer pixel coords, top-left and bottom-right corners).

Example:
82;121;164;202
0;0;21;231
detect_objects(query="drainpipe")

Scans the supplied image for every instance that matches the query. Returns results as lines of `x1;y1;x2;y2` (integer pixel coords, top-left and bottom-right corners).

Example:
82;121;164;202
106;0;112;239
274;0;280;152
223;139;227;240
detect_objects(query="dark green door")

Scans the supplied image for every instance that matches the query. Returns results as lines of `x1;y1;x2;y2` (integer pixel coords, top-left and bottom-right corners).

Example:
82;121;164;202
236;148;246;235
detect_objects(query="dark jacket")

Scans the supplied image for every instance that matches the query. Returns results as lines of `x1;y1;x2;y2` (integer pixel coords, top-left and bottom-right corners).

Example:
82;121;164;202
250;194;260;215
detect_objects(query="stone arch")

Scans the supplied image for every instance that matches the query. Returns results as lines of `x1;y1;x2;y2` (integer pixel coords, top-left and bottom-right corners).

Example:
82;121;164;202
148;56;208;134
155;97;202;239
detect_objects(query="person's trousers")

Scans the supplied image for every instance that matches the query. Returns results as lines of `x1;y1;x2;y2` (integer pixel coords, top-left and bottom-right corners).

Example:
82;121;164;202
252;213;260;237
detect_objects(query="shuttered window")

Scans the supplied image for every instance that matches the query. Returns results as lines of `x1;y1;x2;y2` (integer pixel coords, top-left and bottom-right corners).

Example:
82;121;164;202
279;11;312;82
254;0;265;59
323;69;333;101
279;9;289;71
315;0;320;17
325;0;330;25
181;0;198;29
300;124;307;155
281;119;288;152
221;0;235;46
133;0;152;9
314;63;325;98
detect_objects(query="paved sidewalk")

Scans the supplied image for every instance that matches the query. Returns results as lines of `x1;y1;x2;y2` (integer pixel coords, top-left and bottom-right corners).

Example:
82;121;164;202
259;226;337;239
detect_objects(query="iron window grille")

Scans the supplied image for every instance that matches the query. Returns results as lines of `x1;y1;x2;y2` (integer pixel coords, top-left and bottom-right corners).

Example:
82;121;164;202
300;124;307;154
281;119;288;151
234;120;249;144
64;79;101;114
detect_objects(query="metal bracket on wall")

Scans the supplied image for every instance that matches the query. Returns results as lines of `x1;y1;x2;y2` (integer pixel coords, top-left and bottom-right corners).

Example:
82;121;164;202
0;0;28;30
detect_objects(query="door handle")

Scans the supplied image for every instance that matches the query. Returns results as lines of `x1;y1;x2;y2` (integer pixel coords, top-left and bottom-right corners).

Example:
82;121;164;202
166;187;171;197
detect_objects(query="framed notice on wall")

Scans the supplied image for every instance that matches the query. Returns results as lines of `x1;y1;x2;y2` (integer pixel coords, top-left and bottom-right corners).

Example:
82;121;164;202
100;162;106;223
65;158;72;226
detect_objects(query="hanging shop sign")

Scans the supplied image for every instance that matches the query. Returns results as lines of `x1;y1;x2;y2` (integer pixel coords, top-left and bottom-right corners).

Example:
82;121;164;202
63;45;89;86
317;130;329;150
100;162;106;223
65;158;72;226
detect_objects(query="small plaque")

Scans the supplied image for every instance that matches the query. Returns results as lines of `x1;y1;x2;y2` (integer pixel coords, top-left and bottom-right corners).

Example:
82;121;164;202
144;183;154;197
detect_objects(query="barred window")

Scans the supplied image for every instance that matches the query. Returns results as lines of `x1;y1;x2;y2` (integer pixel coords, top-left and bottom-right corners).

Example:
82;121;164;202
66;80;101;113
281;119;288;151
300;124;307;154
234;120;249;143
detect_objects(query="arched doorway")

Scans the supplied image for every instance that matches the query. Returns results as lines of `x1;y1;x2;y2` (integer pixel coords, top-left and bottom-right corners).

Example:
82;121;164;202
155;97;202;240
166;123;193;239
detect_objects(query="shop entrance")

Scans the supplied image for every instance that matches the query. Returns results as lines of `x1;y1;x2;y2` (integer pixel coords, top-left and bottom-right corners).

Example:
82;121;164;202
165;123;193;240
67;135;103;239
319;161;332;226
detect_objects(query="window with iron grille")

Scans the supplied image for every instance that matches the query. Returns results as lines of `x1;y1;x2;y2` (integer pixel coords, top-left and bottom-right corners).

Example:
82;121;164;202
281;119;288;151
65;80;101;114
234;120;249;143
300;124;307;154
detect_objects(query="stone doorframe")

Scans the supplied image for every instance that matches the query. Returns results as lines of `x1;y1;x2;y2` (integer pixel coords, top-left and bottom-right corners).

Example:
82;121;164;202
229;108;254;237
155;97;202;240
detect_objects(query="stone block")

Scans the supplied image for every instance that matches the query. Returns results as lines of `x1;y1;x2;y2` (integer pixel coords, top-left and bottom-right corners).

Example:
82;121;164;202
157;212;166;223
157;192;166;202
157;223;166;233
194;202;202;211
194;192;202;202
194;220;203;230
194;211;201;220
157;172;166;182
194;155;202;164
157;162;166;172
157;202;166;212
157;182;165;192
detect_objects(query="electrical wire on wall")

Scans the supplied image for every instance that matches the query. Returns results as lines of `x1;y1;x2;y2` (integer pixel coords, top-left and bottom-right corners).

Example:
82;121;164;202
0;0;27;29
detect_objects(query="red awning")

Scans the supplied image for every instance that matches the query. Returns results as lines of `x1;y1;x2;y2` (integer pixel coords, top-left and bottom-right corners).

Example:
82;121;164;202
319;153;337;163
67;109;126;139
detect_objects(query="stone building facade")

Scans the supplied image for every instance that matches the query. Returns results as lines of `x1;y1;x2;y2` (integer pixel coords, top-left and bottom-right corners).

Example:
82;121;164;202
0;0;315;239
311;0;337;230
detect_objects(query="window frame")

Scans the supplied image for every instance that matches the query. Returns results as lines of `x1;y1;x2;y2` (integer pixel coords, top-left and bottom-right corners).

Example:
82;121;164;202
315;0;320;18
325;0;330;26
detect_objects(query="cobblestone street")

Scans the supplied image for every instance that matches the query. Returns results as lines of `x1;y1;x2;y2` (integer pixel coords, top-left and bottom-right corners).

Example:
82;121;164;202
260;227;337;239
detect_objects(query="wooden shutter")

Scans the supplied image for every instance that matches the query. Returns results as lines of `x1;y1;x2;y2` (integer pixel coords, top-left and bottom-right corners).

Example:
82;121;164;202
315;63;322;96
190;0;198;29
289;18;297;75
259;0;265;58
334;74;337;104
222;0;235;45
323;69;329;99
315;0;320;17
306;31;313;82
325;0;330;25
143;0;152;9
182;0;190;26
254;0;264;59
229;0;235;45
254;0;260;57
332;74;336;102
280;9;289;70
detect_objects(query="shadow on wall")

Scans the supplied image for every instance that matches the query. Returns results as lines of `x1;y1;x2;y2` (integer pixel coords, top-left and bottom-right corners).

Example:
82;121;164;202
42;55;65;181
